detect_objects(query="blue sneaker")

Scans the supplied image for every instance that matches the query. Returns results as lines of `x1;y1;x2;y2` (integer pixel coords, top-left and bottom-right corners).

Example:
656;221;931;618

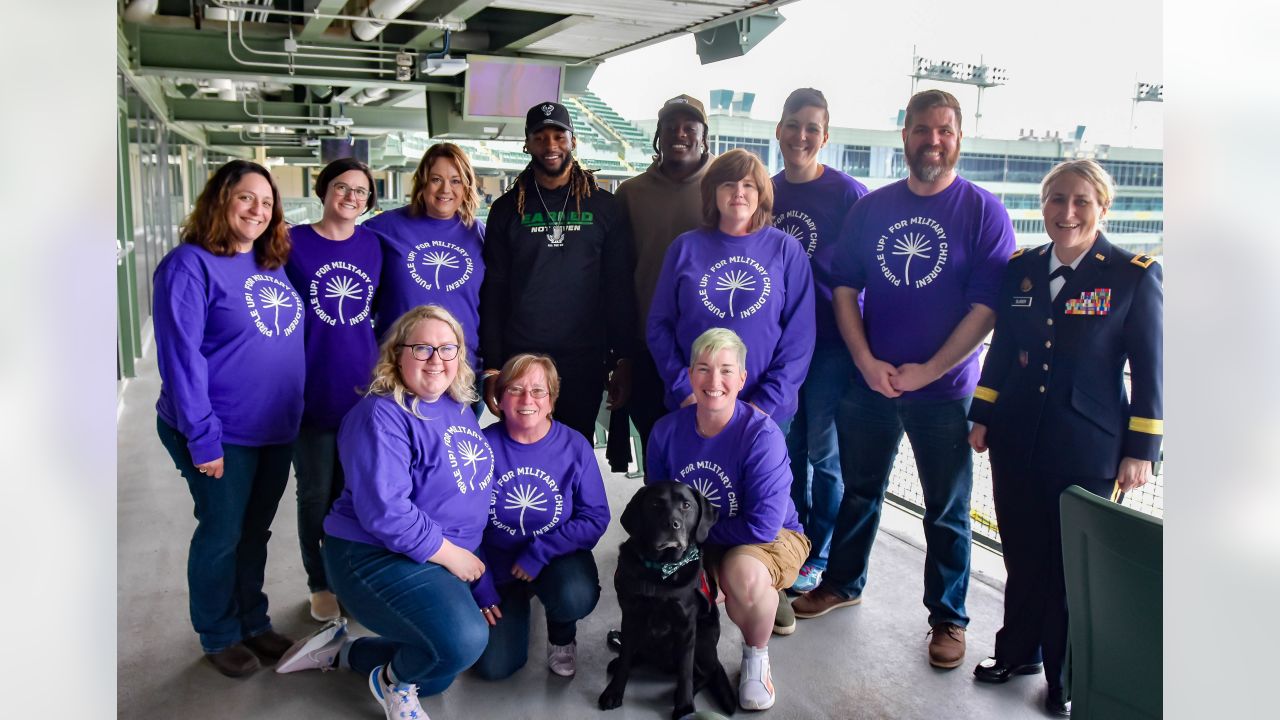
790;563;823;594
369;665;429;720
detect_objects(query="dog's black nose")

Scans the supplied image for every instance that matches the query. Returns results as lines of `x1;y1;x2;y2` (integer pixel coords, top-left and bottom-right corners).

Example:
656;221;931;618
672;519;681;529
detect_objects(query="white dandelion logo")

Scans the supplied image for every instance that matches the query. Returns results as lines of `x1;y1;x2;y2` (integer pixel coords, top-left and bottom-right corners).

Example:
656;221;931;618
258;285;294;335
456;440;488;490
691;477;722;509
422;251;460;289
892;233;933;285
714;269;756;317
323;275;363;324
502;483;548;535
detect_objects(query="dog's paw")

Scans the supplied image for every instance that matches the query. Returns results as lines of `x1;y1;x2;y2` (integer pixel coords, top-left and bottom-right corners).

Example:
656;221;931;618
598;686;625;711
672;703;696;720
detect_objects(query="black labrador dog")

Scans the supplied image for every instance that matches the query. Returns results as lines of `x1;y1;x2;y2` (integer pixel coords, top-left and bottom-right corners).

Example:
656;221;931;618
598;481;736;719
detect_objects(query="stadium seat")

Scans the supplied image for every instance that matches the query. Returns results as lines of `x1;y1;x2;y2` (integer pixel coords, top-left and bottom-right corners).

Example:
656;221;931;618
1059;485;1162;719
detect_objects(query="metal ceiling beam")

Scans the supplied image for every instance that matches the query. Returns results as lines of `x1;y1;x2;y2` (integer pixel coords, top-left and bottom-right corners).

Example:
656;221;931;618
501;14;589;51
296;0;351;41
168;98;429;133
402;0;497;49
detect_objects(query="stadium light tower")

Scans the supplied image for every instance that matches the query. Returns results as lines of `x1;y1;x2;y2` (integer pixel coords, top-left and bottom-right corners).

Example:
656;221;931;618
909;48;1007;135
1129;81;1163;146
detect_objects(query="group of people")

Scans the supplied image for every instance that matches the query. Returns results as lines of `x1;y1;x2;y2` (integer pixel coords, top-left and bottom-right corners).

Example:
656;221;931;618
151;86;1162;719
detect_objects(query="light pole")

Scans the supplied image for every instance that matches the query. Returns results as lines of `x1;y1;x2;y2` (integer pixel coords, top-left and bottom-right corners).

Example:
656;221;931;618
909;48;1007;136
1130;81;1163;146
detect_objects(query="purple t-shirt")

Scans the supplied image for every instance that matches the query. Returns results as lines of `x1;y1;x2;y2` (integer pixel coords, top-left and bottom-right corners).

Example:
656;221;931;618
831;177;1015;400
772;165;868;345
285;224;382;430
364;208;486;370
471;420;610;607
646;401;801;548
646;226;816;420
325;392;495;561
154;243;305;465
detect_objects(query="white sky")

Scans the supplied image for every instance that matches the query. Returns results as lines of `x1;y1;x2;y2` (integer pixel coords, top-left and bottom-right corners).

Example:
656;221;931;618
590;0;1163;149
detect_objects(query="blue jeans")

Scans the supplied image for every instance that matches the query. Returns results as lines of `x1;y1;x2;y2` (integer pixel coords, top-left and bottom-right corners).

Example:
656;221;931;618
293;428;345;593
825;382;973;628
323;535;489;695
785;343;853;569
472;549;600;680
156;418;293;653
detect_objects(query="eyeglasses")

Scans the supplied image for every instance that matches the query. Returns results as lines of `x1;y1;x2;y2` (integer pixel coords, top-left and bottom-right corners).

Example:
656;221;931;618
504;385;549;399
332;182;370;200
398;343;459;361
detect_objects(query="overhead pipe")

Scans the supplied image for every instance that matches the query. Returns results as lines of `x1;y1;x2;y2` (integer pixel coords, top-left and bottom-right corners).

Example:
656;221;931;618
352;0;421;42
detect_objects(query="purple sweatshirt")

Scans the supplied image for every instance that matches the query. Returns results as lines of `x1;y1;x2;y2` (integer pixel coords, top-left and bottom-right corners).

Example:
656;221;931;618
645;401;801;547
364;208;485;370
471;420;610;607
325;393;495;561
154;243;304;465
285;224;382;430
771;165;868;345
831;177;1015;400
646;225;816;420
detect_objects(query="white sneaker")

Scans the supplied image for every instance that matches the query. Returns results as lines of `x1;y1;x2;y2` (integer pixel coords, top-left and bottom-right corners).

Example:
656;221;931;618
368;665;429;720
739;645;776;710
276;618;347;673
310;590;341;622
547;641;577;677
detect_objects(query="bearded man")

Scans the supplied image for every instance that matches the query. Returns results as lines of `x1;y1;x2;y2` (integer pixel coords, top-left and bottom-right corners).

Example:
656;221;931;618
791;89;1015;673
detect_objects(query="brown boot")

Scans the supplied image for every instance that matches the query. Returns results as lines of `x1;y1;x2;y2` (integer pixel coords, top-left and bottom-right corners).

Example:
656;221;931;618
244;630;295;664
790;586;862;619
927;622;966;669
206;644;260;678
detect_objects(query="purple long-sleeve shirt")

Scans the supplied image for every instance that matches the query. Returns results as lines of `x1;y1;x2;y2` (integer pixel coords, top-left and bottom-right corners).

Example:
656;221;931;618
471;420;610;607
831;177;1015;400
324;393;495;561
771;165;868;345
646;225;816;420
646;401;801;548
364;208;485;371
284;224;382;430
154;243;305;465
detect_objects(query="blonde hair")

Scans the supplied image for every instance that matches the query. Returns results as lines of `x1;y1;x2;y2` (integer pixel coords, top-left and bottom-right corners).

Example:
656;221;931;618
700;148;774;233
496;353;562;407
690;327;747;369
1040;159;1116;216
410;143;481;228
367;305;478;415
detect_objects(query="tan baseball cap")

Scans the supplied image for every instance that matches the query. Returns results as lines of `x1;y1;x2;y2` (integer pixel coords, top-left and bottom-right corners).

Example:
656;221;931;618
657;94;707;124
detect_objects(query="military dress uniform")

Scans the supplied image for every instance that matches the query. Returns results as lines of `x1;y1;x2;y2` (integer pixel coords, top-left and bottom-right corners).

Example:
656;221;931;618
968;233;1163;698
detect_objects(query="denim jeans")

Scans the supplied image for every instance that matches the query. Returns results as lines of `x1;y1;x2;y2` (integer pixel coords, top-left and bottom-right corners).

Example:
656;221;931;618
825;382;973;627
156;418;293;653
785;342;853;569
292;428;345;593
472;549;600;680
323;535;489;695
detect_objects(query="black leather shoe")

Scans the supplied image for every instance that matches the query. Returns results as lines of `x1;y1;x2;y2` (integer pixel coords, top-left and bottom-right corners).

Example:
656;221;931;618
244;630;294;664
606;629;622;652
1045;687;1071;717
205;644;260;678
973;656;1043;683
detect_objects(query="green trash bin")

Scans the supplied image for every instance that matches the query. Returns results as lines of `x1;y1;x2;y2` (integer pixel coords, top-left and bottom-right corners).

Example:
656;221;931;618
1060;485;1163;719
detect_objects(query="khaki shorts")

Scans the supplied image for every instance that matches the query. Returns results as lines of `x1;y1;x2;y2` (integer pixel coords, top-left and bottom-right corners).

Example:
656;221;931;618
706;528;811;590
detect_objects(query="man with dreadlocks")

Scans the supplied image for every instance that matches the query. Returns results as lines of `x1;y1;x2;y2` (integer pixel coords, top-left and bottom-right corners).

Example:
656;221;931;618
612;94;714;460
479;101;636;442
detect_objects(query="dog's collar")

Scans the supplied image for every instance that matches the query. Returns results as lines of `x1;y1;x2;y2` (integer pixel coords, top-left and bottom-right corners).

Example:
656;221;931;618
643;545;700;579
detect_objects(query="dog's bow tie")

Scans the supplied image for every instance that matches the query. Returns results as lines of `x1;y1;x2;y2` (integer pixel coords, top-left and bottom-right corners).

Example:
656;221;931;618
644;545;701;579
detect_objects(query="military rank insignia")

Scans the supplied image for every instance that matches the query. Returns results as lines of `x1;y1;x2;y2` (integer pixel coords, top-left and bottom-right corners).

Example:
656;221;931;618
1065;288;1111;315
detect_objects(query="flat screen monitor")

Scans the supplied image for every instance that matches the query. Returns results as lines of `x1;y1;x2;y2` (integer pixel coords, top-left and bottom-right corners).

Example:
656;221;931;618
320;138;370;165
463;54;564;125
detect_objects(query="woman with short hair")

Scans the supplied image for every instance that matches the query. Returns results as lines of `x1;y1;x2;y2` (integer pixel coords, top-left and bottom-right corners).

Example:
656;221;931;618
470;353;610;681
967;159;1163;716
647;148;816;429
646;327;810;711
276;305;494;720
153;159;304;677
284;157;382;623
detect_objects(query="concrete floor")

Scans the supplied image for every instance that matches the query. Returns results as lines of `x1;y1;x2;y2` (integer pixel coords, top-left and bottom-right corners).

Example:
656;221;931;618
118;348;1051;720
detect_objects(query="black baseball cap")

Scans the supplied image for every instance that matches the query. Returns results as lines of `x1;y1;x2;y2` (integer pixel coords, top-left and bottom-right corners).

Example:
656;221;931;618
525;101;574;134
